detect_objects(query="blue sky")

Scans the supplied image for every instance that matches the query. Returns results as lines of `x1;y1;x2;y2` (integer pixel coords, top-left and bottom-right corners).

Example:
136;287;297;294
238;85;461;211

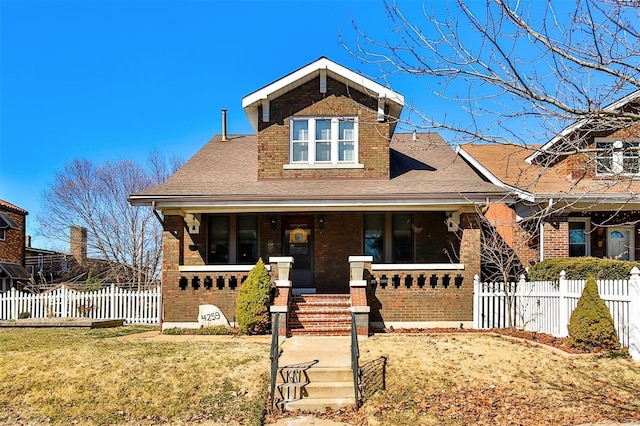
2;0;442;247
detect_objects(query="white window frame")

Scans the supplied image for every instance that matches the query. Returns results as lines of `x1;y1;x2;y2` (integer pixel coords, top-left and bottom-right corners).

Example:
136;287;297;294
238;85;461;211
568;218;590;257
285;117;364;169
595;139;640;176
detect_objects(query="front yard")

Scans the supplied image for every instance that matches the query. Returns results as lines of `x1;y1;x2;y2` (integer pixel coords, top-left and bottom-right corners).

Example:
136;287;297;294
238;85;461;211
1;327;640;425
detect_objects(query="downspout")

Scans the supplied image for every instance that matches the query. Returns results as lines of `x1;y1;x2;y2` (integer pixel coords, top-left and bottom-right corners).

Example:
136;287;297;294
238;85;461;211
151;200;164;330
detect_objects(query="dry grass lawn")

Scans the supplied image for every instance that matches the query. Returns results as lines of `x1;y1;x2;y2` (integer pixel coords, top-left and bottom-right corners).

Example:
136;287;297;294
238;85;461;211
2;328;640;425
0;326;269;425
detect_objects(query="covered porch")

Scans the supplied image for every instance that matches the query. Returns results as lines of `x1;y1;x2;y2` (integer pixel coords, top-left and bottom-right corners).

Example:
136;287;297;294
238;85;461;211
159;209;481;334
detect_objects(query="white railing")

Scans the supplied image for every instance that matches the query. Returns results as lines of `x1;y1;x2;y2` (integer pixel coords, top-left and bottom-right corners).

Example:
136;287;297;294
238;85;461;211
473;268;640;360
0;285;160;324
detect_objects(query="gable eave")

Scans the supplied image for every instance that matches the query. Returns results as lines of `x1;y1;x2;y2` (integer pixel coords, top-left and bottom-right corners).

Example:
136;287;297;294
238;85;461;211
525;89;640;164
241;57;404;133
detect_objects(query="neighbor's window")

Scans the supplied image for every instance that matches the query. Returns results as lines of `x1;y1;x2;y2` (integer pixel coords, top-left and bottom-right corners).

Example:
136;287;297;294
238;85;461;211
596;140;640;175
290;117;358;165
568;220;589;257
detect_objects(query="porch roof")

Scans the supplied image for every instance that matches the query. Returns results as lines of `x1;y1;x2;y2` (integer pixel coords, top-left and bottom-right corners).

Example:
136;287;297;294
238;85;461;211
130;132;509;211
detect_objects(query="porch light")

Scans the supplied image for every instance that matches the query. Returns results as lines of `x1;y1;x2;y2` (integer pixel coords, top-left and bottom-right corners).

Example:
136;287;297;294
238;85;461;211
270;216;278;234
318;215;326;233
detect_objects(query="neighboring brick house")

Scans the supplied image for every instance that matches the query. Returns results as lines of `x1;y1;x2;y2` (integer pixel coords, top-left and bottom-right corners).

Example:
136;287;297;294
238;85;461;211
130;57;509;333
0;199;31;292
458;90;640;265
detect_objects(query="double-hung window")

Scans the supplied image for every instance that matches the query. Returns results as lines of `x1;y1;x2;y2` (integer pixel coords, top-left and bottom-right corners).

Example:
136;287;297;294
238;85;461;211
290;117;358;166
596;140;640;175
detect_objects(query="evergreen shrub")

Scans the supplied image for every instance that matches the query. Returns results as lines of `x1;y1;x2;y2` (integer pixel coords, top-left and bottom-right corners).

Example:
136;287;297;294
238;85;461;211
235;258;272;334
567;276;620;352
528;257;640;281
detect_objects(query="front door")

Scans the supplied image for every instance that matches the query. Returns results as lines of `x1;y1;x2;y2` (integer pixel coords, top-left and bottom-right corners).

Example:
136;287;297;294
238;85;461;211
607;227;633;260
282;216;314;293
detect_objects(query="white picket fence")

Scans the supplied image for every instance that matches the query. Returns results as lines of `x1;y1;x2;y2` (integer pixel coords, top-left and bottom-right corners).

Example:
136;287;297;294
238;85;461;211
0;284;161;324
473;268;640;360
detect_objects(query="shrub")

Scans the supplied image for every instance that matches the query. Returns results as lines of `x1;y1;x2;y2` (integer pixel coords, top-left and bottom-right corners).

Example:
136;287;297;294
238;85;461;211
567;276;620;352
528;257;640;281
235;258;272;335
18;312;31;319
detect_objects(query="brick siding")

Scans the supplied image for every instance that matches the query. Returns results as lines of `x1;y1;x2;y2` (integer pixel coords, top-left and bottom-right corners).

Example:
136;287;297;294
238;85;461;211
257;77;391;180
0;207;26;265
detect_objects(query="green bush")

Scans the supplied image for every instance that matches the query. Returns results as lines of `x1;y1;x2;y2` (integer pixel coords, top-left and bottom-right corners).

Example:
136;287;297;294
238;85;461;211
18;312;31;319
162;326;236;335
528;257;640;281
567;276;620;352
235;258;272;335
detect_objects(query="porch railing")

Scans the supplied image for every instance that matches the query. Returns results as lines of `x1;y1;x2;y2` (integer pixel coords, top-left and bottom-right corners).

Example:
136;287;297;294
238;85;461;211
270;312;280;410
370;263;465;289
351;312;361;410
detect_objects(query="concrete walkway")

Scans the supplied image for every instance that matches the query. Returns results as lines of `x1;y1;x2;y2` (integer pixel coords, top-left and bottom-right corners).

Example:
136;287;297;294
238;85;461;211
278;336;351;368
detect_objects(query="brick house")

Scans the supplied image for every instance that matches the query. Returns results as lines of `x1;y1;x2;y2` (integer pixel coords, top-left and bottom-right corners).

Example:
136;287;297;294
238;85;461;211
130;57;509;333
0;199;31;292
458;90;640;265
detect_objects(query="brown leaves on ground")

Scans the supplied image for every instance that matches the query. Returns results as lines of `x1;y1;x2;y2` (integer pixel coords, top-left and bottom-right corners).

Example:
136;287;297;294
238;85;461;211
267;333;640;426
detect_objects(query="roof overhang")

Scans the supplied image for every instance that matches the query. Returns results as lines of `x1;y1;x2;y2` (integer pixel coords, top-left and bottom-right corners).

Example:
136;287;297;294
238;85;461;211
241;57;405;133
0;262;31;280
129;193;508;213
455;145;535;202
0;212;20;230
526;89;640;164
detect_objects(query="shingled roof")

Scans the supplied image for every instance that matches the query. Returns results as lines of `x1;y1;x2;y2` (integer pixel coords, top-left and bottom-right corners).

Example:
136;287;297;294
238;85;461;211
460;143;640;201
130;132;507;209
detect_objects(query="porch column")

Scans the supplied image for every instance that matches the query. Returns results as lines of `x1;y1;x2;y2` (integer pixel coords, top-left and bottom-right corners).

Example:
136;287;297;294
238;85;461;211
161;211;185;328
269;257;294;337
349;256;372;337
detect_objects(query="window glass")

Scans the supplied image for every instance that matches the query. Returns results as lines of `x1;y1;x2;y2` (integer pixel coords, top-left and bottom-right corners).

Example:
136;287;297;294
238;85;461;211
208;216;230;263
364;214;384;262
237;216;258;264
292;142;308;162
568;221;587;257
392;214;413;262
316;120;331;140
623;141;640;174
292;120;308;141
339;121;354;140
316;142;331;162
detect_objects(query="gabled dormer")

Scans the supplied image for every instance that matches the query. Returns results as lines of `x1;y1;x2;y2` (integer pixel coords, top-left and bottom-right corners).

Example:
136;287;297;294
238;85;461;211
242;57;404;180
525;89;640;180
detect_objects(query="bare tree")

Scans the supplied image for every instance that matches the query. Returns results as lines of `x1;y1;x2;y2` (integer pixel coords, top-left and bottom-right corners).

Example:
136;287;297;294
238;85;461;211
344;0;640;155
38;153;182;289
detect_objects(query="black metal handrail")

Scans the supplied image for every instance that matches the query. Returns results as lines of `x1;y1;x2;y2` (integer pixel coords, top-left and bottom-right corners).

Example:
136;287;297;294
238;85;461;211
350;312;360;410
270;312;280;410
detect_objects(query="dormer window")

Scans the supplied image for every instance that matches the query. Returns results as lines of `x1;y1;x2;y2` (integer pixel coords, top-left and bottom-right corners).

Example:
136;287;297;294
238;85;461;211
287;117;362;169
595;140;640;175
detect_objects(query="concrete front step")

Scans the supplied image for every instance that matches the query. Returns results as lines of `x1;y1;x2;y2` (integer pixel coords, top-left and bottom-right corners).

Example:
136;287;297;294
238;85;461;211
283;397;356;411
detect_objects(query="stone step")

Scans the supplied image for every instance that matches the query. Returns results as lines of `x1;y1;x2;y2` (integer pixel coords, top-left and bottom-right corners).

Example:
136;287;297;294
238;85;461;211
290;305;351;314
283;397;356;412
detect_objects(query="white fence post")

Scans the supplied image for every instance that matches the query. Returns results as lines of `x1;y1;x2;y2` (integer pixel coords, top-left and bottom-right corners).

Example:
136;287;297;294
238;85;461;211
473;274;481;329
629;267;640;361
557;270;568;337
